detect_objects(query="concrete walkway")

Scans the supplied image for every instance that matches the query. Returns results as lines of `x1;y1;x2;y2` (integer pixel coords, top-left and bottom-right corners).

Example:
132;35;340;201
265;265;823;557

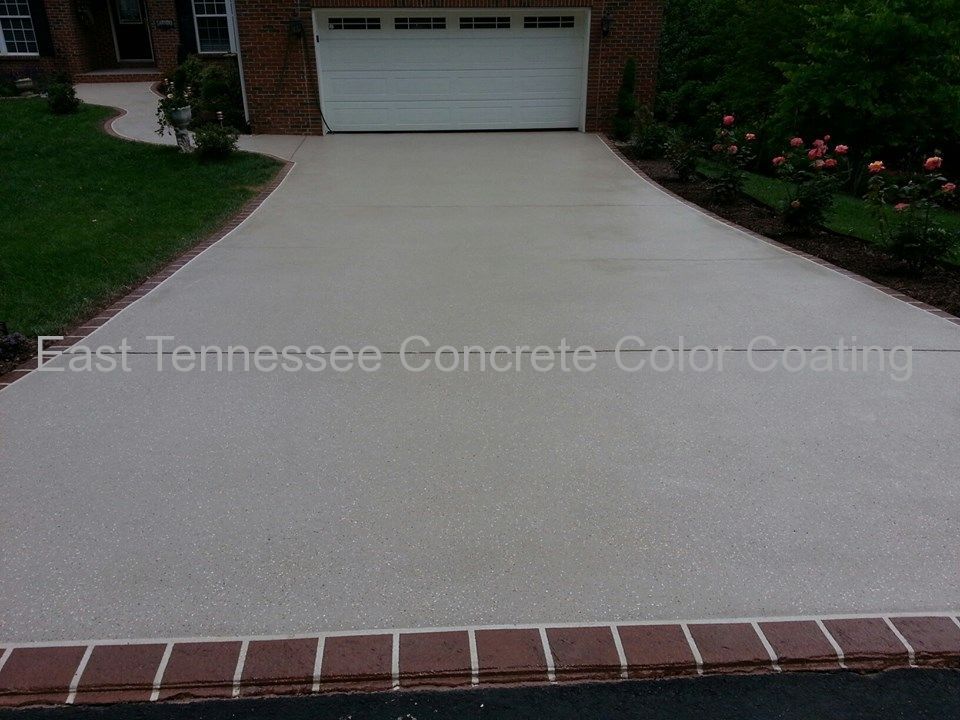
2;87;959;642
75;82;307;160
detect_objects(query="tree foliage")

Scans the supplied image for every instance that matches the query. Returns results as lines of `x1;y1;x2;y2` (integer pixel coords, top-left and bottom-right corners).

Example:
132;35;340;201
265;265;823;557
656;0;960;168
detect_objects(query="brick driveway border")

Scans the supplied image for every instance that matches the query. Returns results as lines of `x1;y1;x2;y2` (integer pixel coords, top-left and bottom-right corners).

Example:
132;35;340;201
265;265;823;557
1;613;958;708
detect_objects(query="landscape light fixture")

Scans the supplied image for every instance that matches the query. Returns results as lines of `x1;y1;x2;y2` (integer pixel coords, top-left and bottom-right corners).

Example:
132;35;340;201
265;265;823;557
601;11;614;37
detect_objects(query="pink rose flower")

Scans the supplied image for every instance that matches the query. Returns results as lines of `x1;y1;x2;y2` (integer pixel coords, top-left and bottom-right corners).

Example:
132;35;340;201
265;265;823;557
712;143;723;153
834;144;849;155
824;158;838;169
868;161;885;173
943;182;956;194
813;159;825;169
745;133;756;141
894;202;910;212
723;115;735;127
813;139;826;148
824;134;831;141
772;156;786;166
728;145;739;154
790;137;804;147
807;148;823;160
924;156;943;171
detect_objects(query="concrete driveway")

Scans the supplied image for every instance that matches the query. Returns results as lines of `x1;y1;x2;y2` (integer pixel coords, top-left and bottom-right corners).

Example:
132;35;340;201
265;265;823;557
1;131;958;643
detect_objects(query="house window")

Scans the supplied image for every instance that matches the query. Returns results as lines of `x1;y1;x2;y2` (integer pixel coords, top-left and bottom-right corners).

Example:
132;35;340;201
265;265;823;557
192;0;233;53
0;0;38;55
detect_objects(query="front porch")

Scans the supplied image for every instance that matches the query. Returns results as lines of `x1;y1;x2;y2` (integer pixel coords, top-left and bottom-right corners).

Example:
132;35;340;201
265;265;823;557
69;0;180;79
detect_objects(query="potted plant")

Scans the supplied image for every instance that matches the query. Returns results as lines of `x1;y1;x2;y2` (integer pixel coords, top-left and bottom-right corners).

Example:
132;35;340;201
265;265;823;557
156;82;194;151
156;83;193;134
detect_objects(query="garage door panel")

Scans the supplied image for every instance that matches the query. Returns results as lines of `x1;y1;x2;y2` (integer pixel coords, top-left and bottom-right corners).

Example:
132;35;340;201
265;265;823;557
326;71;582;103
321;39;581;72
315;10;587;131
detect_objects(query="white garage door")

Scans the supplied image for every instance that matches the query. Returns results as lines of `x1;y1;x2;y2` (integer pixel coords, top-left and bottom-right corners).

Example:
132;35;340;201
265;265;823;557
313;10;589;131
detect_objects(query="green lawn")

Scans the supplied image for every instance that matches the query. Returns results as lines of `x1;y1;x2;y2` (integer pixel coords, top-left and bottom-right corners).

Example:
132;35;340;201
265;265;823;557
0;99;281;337
698;161;960;261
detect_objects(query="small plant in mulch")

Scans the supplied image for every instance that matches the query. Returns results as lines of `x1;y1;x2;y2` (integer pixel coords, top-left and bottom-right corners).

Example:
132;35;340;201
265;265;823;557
664;128;699;182
46;81;80;115
865;155;959;270
612;58;639;142
0;326;28;362
193;123;239;160
771;135;850;231
707;114;757;202
629;107;669;160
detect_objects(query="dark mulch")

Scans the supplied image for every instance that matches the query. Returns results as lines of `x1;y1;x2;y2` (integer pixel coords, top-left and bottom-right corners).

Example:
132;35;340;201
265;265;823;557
632;158;960;318
0;338;37;378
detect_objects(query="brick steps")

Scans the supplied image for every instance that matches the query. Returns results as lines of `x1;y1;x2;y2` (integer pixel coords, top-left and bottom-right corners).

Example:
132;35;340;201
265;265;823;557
1;614;958;708
76;71;162;84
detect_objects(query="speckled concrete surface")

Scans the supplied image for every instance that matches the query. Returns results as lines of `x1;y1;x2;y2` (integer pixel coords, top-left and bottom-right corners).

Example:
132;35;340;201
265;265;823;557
1;131;959;642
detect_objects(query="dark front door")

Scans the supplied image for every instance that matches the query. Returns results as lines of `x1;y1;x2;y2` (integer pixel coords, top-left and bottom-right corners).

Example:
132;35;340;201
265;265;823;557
110;0;153;61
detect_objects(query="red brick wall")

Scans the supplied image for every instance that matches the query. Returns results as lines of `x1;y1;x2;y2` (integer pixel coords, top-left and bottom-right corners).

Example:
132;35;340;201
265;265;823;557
235;0;663;134
147;0;181;72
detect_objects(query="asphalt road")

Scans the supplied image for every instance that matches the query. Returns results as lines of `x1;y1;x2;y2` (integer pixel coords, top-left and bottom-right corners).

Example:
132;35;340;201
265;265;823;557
3;671;959;720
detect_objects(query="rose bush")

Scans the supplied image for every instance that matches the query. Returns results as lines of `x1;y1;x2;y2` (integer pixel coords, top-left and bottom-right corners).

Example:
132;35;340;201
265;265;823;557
771;134;849;230
707;115;757;202
865;155;959;269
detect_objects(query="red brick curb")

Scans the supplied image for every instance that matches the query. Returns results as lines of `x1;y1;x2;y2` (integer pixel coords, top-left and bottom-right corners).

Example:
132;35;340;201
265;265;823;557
1;614;958;708
0;146;294;395
599;136;960;328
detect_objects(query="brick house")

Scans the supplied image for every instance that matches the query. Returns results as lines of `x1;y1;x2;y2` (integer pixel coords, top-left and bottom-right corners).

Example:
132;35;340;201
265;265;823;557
1;0;662;134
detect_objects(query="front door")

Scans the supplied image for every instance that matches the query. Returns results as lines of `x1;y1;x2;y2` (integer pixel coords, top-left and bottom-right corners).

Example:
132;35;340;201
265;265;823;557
110;0;153;61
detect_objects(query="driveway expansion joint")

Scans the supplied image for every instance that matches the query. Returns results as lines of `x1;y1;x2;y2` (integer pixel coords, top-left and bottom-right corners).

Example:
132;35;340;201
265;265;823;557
1;613;957;709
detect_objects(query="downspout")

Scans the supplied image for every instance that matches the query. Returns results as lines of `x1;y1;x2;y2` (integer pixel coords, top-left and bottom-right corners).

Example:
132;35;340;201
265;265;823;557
225;0;251;125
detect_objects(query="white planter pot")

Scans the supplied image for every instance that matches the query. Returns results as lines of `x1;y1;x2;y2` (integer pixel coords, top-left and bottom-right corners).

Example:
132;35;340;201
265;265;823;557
169;105;192;128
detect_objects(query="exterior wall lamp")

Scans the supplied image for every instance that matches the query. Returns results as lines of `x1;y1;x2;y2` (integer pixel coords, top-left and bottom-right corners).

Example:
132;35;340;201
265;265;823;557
601;11;615;37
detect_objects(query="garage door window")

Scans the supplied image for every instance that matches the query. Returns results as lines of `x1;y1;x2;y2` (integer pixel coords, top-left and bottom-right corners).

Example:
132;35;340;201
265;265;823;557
459;16;510;29
327;17;381;30
394;16;445;30
523;15;575;28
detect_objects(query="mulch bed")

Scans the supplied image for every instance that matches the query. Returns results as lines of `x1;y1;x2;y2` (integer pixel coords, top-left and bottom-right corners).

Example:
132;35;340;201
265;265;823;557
632;157;960;319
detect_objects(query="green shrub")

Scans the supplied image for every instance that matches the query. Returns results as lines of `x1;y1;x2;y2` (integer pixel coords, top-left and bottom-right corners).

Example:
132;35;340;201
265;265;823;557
197;63;245;129
46;82;80;115
612;58;638;142
630;109;669;159
664;129;699;182
164;56;246;131
193;124;239;160
0;77;17;97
